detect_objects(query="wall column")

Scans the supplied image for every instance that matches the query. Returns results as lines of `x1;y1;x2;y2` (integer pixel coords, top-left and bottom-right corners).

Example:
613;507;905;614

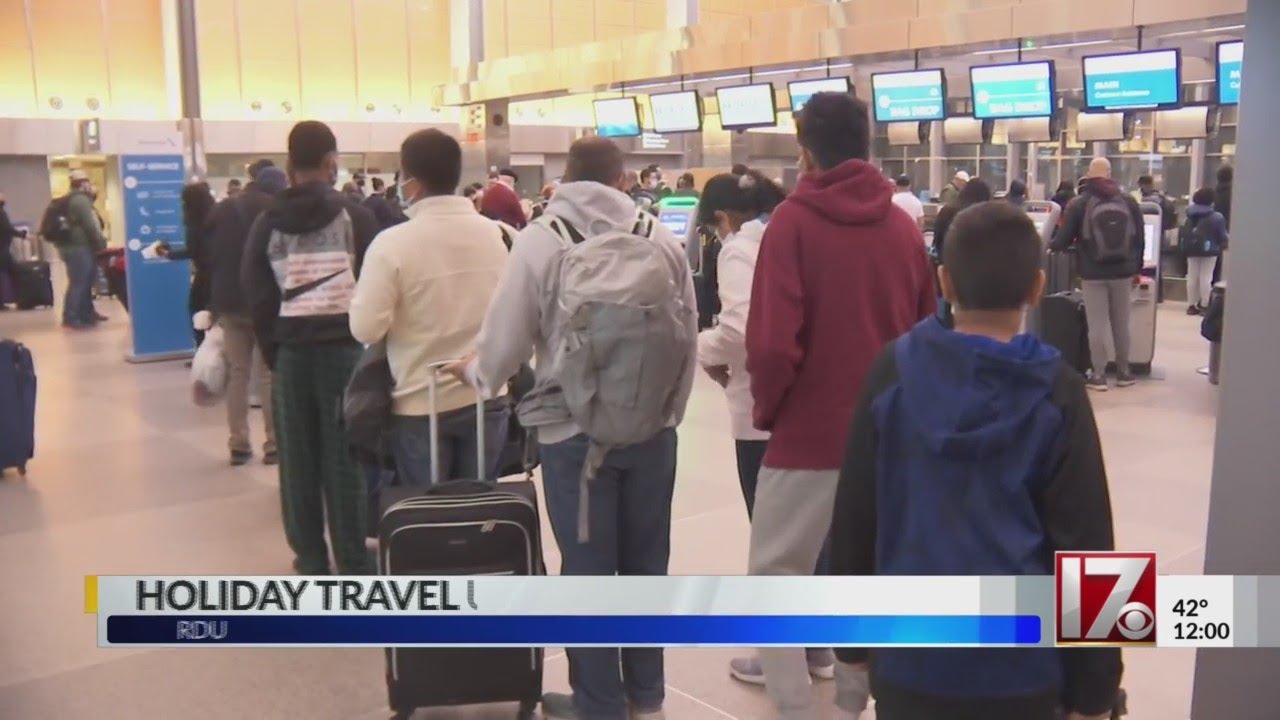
172;0;205;178
1190;2;1280;716
929;121;944;197
667;0;697;28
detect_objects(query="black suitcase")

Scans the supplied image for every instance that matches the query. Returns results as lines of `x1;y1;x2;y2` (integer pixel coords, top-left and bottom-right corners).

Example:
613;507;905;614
1040;291;1091;375
13;261;53;310
0;340;37;475
377;364;544;720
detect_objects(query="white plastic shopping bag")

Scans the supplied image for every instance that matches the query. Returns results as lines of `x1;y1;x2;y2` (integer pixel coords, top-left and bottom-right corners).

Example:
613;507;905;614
190;324;227;407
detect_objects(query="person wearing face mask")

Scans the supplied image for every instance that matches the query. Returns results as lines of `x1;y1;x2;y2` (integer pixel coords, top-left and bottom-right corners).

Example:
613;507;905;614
349;129;511;489
241;120;381;575
744;92;937;720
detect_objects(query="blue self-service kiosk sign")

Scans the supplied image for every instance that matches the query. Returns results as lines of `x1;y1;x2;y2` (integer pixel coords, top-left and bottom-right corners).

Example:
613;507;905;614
119;154;194;360
872;69;946;122
1217;41;1242;106
1083;49;1181;111
971;61;1055;119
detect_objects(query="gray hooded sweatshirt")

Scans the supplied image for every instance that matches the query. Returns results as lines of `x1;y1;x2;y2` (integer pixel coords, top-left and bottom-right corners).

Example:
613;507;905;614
471;180;699;445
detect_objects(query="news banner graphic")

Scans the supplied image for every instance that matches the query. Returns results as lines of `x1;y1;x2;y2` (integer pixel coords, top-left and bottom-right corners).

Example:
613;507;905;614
85;552;1260;649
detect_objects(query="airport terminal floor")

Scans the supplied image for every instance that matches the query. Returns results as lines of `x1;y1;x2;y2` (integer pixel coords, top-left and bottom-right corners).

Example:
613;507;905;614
0;298;1217;719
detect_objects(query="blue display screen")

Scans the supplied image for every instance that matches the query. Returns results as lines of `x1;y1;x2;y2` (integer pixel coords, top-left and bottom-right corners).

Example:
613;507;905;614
970;61;1054;119
1083;49;1181;111
1217;41;1242;106
594;98;642;138
872;69;946;122
788;77;851;112
659;210;690;237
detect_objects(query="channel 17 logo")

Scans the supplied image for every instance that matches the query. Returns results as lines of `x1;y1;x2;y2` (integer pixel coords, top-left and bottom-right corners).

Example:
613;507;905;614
1056;552;1157;645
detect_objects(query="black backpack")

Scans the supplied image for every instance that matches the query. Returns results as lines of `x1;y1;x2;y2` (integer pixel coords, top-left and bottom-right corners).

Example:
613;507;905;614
1082;194;1136;265
38;195;73;245
1179;214;1221;258
1155;193;1177;232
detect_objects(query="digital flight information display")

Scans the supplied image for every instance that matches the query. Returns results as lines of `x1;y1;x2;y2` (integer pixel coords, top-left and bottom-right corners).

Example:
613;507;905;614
872;69;947;122
1217;41;1242;106
970;61;1055;119
1083;49;1181;111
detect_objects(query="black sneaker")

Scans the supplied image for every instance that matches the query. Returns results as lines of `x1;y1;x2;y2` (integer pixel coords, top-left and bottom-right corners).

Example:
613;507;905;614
263;450;279;466
1086;373;1109;392
1186;305;1201;316
1115;372;1138;388
230;449;253;466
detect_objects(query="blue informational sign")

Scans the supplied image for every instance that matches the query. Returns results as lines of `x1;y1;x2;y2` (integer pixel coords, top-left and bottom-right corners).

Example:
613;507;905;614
659;210;690;237
593;98;642;138
970;61;1055;119
1217;41;1242;106
119;154;194;360
1083;49;1181;111
788;77;851;112
872;69;947;122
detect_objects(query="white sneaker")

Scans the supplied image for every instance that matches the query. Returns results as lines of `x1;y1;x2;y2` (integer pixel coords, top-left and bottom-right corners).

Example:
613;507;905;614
728;655;836;685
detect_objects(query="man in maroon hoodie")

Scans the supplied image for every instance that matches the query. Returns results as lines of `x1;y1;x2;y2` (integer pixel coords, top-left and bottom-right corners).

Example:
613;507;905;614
743;91;937;719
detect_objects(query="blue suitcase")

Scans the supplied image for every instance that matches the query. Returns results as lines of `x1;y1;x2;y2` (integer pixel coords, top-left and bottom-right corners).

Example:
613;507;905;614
0;340;36;475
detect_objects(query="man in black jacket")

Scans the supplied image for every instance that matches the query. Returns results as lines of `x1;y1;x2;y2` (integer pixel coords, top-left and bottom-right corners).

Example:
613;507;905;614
362;176;407;230
1051;157;1145;392
242;122;380;575
0;192;25;307
209;163;287;466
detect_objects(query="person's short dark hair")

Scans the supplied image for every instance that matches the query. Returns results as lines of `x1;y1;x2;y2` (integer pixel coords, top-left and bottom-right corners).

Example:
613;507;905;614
1217;165;1233;184
247;158;275;179
499;168;518;183
640;166;658;183
287;121;337;171
1193;187;1216;206
1055;180;1075;195
697;169;786;226
565;137;624;185
730;164;750;176
957;177;993;206
227;178;242;188
677;172;695;189
400;129;462;195
371;176;386;192
1008;178;1027;197
943;201;1042;312
1137;175;1154;188
463;185;480;198
895;174;911;188
795;92;871;170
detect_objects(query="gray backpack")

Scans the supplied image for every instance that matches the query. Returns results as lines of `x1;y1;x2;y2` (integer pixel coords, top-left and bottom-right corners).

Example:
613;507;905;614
522;210;692;542
1082;194;1135;266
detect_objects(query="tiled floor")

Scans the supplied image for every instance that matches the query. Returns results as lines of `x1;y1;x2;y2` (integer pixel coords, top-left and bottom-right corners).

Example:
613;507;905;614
0;297;1217;719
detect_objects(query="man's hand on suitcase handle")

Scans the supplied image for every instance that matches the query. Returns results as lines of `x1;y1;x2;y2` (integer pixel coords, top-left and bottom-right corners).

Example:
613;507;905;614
442;353;477;387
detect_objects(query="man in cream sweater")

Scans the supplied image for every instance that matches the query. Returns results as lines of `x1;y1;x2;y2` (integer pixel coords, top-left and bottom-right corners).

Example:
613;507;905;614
349;129;509;486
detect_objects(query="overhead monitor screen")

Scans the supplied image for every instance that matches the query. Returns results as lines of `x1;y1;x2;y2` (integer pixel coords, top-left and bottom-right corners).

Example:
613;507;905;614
716;84;778;130
970;61;1055;119
593;97;642;138
1082;49;1181;111
871;69;947;122
788;77;852;112
659;209;691;237
649;91;702;134
1217;40;1242;106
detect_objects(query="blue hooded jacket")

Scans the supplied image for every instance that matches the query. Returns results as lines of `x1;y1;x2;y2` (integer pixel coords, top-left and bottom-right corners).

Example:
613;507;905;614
831;317;1122;712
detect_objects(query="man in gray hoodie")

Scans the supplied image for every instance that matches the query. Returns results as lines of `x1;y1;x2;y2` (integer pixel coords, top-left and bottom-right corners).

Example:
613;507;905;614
449;137;697;720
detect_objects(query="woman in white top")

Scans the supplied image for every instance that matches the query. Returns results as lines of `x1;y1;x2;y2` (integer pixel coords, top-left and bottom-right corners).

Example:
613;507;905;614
695;170;786;514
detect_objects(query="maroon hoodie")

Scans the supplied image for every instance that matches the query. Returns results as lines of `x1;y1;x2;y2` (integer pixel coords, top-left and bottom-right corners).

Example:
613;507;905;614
746;159;937;470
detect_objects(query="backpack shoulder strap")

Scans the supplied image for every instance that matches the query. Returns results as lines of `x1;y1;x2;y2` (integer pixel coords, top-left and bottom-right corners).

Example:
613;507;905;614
632;211;655;239
541;214;586;246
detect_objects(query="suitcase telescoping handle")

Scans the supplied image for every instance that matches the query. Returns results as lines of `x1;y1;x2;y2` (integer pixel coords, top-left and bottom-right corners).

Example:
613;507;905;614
426;360;486;485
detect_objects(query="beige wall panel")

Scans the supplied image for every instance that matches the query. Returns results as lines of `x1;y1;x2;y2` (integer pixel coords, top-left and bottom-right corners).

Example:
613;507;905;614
596;0;635;25
819;20;910;58
104;0;169;118
910;7;1014;49
918;0;1022;15
354;0;410;114
751;5;831;37
0;0;36;116
1012;0;1134;36
236;0;300;114
1133;0;1245;25
552;20;594;47
484;0;509;59
552;0;594;21
678;42;745;75
195;0;243;118
407;1;449;109
296;0;355;119
828;0;918;26
28;0;109;114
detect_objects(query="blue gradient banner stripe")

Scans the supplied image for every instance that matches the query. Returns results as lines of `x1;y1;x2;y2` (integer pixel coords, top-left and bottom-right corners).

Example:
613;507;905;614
105;615;1041;646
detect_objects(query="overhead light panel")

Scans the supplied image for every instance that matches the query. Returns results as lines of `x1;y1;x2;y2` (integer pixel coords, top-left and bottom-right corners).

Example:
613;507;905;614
1157;24;1245;39
972;39;1113;56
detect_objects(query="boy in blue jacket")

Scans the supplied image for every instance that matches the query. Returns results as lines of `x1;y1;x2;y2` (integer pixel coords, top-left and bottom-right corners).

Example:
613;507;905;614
831;201;1123;720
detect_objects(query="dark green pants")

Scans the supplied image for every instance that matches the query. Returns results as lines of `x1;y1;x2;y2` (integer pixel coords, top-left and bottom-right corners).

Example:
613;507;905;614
273;342;370;574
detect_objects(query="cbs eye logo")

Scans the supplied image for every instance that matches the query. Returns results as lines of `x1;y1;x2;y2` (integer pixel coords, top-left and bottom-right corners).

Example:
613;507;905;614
1056;552;1157;646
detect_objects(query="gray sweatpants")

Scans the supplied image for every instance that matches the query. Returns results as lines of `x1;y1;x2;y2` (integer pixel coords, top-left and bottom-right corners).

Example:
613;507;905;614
1081;278;1132;375
748;467;870;720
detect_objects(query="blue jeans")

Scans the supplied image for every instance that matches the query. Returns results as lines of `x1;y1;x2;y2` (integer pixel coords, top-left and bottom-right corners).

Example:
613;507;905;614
389;400;510;487
58;245;95;326
540;429;678;719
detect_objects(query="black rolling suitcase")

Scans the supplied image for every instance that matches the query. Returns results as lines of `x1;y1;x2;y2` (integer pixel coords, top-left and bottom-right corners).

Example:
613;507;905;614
377;363;544;720
13;261;53;310
0;340;37;475
1040;291;1091;376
